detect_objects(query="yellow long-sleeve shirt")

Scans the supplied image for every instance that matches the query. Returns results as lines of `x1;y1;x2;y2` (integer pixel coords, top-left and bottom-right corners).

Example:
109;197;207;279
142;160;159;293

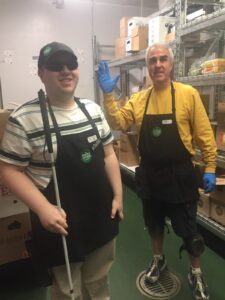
103;81;217;173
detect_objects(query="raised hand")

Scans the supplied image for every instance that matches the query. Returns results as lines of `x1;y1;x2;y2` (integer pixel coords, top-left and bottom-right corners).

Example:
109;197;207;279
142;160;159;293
98;61;120;93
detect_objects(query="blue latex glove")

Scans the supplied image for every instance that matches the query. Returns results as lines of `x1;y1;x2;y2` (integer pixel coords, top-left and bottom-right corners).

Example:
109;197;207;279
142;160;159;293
98;61;120;93
203;173;216;193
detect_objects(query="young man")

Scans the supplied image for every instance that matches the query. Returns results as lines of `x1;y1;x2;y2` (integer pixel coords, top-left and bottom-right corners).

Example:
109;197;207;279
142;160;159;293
97;43;217;300
0;41;123;300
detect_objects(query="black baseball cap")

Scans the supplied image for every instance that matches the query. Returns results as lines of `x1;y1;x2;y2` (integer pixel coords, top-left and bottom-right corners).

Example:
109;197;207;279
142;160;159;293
38;41;77;69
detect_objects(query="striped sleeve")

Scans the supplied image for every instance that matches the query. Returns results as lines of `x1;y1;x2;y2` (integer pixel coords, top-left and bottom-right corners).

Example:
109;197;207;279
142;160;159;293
0;115;32;166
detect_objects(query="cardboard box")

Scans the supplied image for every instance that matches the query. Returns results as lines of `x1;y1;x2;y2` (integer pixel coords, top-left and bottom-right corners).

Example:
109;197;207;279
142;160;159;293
216;176;225;185
210;199;225;226
120;17;129;38
210;185;225;203
0;195;28;219
216;128;225;151
165;30;176;43
126;25;148;53
148;16;175;45
217;102;225;127
198;192;211;217
127;16;149;37
0;109;11;141
210;186;225;226
115;37;126;58
119;132;139;166
0;213;31;265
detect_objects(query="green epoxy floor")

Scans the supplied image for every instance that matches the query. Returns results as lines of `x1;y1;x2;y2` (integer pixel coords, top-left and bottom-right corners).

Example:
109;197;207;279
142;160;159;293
110;185;225;299
0;185;225;300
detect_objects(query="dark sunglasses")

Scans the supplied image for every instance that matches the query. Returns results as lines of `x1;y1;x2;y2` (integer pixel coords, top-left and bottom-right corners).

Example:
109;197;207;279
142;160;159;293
45;59;78;72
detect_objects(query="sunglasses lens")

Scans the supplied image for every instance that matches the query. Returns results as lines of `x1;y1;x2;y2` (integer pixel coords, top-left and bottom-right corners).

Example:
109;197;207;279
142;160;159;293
67;60;78;70
46;59;78;72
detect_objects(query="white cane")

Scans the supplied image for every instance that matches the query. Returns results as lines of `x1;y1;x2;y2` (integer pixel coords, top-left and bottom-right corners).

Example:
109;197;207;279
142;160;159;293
38;89;75;300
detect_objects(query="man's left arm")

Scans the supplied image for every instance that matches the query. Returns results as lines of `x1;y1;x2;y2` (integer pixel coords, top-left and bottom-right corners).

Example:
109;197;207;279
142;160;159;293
191;89;217;192
104;143;124;220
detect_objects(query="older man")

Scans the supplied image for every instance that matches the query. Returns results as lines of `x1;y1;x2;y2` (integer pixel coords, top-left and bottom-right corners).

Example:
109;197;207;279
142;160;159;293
97;43;217;300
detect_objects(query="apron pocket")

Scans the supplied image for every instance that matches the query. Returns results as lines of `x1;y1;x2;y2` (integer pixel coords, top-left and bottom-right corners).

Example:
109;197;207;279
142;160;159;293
173;162;199;203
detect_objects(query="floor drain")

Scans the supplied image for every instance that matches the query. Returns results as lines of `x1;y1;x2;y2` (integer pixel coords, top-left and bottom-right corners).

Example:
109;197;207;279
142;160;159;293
136;269;181;299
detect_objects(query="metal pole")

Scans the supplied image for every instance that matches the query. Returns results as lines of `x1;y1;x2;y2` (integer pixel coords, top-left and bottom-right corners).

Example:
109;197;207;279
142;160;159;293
38;89;75;300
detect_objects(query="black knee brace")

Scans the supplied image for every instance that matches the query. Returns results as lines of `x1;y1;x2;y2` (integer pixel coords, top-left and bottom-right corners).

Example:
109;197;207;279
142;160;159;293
181;234;205;257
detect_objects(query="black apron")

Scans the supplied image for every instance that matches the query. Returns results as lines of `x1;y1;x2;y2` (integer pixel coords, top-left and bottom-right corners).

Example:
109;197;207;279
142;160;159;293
30;98;119;268
136;82;199;203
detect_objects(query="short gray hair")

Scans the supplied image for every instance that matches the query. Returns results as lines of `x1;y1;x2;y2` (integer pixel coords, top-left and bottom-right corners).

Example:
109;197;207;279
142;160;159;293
145;43;174;63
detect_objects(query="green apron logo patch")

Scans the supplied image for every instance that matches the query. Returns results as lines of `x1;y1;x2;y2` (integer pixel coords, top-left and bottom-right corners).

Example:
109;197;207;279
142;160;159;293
80;149;92;163
152;126;162;137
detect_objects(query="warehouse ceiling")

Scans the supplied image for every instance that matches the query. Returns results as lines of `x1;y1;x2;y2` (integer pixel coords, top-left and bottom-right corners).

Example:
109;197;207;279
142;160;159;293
52;0;159;10
92;0;158;9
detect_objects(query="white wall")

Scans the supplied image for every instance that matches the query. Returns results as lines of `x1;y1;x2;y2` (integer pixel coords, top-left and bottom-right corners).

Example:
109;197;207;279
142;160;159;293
158;0;175;10
0;0;157;108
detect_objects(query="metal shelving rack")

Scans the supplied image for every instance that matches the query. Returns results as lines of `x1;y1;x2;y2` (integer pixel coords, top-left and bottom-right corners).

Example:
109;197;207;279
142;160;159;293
197;212;225;241
175;0;225;149
177;72;225;86
180;5;225;36
106;50;146;70
174;0;225;242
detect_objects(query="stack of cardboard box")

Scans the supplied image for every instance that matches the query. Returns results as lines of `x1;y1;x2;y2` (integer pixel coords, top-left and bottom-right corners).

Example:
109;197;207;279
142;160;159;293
197;177;225;227
119;132;139;166
0;109;31;266
197;190;211;217
0;212;31;265
125;17;149;53
210;185;225;226
115;17;129;58
115;16;149;58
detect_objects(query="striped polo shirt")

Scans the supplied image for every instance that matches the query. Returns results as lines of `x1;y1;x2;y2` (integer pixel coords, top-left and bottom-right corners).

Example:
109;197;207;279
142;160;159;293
0;97;113;188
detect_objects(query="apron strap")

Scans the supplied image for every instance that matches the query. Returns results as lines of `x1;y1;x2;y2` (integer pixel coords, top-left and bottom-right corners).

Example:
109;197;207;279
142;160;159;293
75;97;101;140
171;82;175;115
47;98;61;142
46;97;101;142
